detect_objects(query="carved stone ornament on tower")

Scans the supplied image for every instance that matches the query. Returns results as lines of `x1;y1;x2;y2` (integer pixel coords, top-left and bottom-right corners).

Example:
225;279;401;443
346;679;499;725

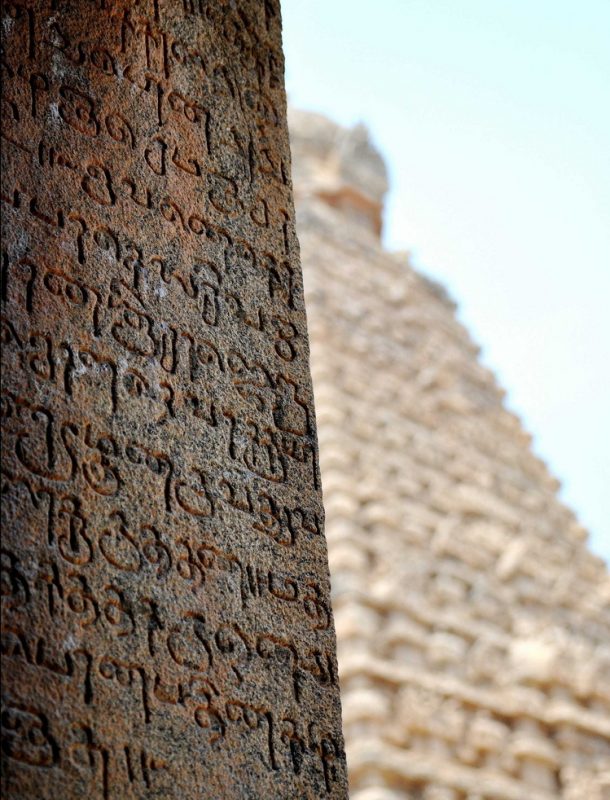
0;3;347;798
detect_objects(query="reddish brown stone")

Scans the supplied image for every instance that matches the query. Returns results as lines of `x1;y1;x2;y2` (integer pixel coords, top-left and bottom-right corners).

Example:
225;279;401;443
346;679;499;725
0;2;347;797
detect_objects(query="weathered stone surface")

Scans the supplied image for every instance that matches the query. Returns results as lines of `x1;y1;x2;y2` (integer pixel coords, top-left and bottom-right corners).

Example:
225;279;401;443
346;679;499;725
290;108;610;800
0;5;347;798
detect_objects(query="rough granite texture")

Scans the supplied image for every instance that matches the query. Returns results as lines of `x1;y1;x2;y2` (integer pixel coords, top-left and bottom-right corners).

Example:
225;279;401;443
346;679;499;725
289;108;610;800
0;4;347;798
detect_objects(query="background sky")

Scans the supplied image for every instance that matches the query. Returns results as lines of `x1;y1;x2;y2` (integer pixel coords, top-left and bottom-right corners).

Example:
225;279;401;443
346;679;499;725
282;0;610;563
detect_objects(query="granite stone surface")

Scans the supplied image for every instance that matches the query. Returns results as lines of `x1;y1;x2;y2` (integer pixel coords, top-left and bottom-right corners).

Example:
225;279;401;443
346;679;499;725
0;3;347;797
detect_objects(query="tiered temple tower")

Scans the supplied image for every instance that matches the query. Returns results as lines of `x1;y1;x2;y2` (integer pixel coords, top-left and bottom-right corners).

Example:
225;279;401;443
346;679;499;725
289;108;610;800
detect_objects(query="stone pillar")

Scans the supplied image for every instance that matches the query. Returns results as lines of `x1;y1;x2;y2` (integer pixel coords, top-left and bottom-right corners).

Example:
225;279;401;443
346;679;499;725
1;2;347;797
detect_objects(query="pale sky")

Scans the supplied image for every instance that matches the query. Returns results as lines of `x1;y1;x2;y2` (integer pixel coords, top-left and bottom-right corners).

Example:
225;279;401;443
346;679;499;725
282;0;610;562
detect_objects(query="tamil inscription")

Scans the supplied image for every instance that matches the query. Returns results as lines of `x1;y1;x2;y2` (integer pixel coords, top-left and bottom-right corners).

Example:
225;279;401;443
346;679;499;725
0;1;348;797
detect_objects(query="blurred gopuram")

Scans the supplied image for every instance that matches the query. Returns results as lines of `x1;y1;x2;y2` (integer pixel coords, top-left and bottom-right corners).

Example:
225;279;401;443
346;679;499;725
290;108;610;800
0;4;347;797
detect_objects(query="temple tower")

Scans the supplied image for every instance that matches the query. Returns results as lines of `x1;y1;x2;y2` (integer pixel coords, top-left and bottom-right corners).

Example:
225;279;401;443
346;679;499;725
290;108;610;800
